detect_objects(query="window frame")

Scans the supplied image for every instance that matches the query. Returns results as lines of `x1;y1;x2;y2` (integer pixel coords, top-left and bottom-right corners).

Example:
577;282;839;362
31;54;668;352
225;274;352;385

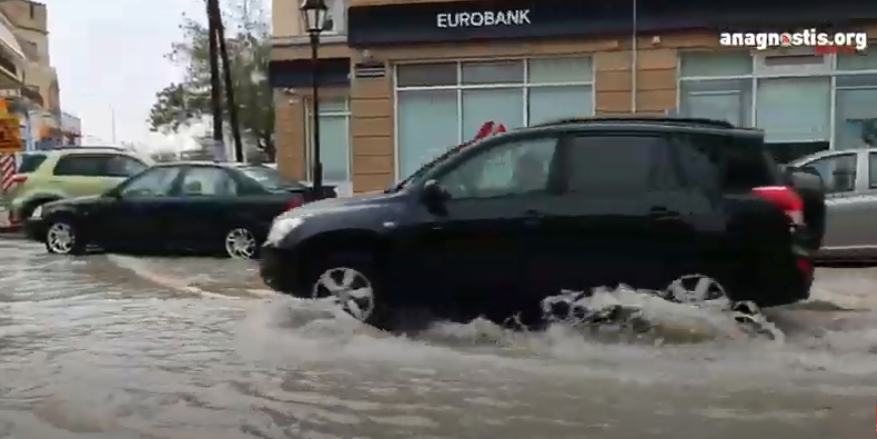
677;46;877;152
177;165;240;197
303;97;351;184
393;57;595;181
418;131;563;200
797;151;860;195
116;166;184;198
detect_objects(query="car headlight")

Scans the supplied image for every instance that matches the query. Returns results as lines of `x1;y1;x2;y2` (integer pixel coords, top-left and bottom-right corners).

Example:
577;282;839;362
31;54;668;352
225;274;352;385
266;216;304;245
30;206;43;219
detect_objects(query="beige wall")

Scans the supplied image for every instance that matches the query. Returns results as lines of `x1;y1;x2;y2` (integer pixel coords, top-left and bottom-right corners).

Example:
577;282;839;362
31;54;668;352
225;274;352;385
0;1;57;111
0;1;48;34
271;0;303;38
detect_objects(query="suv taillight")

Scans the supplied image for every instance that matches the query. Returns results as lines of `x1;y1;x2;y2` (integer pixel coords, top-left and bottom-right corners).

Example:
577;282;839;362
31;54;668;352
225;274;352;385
286;197;302;210
751;186;804;226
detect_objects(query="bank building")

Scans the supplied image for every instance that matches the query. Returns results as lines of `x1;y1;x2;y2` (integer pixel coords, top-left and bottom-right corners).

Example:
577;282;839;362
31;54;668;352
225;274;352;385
269;0;876;194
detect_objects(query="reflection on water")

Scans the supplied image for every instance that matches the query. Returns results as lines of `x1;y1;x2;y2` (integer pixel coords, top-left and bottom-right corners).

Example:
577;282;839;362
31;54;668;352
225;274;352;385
0;239;875;438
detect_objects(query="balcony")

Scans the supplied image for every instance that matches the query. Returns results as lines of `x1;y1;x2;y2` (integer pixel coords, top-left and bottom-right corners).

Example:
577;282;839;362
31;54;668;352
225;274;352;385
0;8;24;89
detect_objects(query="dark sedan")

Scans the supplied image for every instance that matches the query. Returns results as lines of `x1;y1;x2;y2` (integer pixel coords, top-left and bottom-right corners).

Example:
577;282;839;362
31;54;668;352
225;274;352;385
23;162;334;258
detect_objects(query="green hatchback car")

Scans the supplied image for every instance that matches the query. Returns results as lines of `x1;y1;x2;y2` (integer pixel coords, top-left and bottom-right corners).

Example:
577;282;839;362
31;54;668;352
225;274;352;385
7;147;152;224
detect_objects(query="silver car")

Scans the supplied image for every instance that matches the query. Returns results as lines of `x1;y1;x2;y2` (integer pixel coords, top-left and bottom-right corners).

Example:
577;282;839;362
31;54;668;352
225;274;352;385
790;148;877;261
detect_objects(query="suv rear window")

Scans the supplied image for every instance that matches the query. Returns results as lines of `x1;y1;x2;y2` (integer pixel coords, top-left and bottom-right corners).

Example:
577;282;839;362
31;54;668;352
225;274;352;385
675;134;777;193
17;153;46;173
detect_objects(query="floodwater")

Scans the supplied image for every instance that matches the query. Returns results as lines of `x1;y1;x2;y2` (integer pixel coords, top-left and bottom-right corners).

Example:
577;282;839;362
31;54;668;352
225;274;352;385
0;237;875;439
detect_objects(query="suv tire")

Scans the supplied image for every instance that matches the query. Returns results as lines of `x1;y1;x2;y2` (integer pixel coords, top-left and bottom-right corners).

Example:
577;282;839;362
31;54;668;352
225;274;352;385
305;251;391;328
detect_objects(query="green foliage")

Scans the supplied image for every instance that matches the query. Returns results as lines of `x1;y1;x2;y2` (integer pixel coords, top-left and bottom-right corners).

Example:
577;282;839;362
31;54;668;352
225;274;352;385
148;0;274;159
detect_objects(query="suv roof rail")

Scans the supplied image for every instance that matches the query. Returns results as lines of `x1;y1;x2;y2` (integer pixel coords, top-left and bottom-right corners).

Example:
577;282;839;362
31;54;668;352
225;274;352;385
535;116;736;129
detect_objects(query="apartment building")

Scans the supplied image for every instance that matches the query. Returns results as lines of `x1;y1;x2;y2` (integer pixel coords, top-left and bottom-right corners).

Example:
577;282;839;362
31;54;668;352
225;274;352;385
270;0;877;193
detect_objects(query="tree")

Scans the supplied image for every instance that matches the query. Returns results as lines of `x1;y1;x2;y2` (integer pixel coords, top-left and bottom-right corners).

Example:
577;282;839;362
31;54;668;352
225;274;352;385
148;0;275;161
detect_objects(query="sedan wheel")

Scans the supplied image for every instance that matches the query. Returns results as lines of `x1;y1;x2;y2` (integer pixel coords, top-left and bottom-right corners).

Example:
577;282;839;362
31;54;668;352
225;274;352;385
45;221;82;255
311;267;375;322
225;227;257;259
663;273;727;303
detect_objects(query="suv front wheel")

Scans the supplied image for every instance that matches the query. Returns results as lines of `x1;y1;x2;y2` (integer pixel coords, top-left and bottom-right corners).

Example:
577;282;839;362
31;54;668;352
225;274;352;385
305;251;390;328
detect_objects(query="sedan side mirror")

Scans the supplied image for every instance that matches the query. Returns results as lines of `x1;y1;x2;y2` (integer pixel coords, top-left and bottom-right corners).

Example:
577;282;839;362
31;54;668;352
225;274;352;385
420;180;449;208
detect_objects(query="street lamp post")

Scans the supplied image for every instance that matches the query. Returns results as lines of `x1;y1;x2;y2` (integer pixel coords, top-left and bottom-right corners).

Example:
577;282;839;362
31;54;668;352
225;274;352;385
300;0;329;197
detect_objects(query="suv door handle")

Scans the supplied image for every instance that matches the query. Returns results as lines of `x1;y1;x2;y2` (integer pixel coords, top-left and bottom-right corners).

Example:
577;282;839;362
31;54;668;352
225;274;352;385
649;207;681;220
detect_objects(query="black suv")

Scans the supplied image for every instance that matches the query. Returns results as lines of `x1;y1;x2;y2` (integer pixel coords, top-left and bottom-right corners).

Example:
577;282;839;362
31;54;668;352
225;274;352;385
260;117;825;328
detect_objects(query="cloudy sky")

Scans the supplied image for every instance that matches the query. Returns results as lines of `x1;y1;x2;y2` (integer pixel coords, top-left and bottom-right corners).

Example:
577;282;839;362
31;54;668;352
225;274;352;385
44;0;250;152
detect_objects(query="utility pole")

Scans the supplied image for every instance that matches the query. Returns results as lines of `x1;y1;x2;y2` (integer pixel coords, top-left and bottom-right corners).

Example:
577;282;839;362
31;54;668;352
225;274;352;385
211;0;243;162
206;0;224;160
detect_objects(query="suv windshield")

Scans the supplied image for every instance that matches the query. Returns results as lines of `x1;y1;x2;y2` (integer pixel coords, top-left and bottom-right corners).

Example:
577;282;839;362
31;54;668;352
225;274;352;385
240;166;306;191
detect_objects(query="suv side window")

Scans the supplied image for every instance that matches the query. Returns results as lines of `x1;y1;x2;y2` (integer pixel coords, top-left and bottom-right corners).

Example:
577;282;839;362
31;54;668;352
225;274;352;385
438;136;559;199
803;153;857;194
53;155;105;176
674;134;775;193
179;167;238;196
564;135;677;197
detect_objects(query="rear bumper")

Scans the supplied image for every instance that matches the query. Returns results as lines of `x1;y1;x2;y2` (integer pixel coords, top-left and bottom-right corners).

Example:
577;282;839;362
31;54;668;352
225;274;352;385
259;245;304;295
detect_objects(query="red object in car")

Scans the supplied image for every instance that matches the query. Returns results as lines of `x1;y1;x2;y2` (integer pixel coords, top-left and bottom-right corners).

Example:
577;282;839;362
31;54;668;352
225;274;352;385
286;196;303;210
11;174;26;184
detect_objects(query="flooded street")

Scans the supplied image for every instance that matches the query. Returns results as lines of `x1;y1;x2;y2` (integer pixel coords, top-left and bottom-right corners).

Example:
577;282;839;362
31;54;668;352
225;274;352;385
0;237;875;439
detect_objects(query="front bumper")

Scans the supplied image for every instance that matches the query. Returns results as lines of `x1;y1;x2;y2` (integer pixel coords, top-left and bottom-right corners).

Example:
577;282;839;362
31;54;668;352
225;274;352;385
259;245;303;295
22;218;48;242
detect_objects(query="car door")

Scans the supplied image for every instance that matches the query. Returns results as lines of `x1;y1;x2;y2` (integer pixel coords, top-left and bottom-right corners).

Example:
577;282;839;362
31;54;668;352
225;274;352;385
94;166;184;250
531;133;696;299
798;151;863;256
49;154;112;197
169;166;241;250
406;134;561;320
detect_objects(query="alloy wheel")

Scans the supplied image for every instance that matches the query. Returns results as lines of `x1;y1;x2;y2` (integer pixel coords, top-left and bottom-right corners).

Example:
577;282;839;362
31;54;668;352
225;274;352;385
225;228;257;259
311;267;375;321
46;222;75;254
663;274;727;303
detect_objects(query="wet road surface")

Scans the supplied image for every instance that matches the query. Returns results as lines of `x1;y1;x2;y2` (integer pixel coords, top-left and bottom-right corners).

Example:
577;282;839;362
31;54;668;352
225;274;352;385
1;237;876;439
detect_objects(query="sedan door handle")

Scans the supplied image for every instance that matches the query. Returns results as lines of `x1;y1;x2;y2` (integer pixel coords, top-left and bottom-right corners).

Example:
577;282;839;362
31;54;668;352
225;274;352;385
649;207;681;220
523;209;543;226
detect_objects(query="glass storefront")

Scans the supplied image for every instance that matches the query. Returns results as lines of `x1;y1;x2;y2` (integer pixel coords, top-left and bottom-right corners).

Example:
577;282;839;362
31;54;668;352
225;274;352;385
304;97;351;183
393;57;594;178
679;50;877;163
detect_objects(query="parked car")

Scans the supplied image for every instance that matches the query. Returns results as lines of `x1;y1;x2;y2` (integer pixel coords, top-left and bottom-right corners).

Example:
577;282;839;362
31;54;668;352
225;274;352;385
7;147;152;225
787;147;877;261
259;117;824;329
23;162;335;258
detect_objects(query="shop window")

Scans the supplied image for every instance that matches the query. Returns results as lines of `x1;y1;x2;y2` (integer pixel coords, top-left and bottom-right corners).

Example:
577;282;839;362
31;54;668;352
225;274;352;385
397;90;457;177
679;51;752;77
756;77;830;143
837;51;877;71
528;57;592;84
835;75;877;150
305;98;350;182
394;57;593;180
462;89;523;140
396;63;456;87
461;61;524;85
679;79;752;126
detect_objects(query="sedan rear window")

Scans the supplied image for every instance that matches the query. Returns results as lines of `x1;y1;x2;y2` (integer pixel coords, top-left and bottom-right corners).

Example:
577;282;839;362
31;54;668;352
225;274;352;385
239;166;307;191
17;153;46;173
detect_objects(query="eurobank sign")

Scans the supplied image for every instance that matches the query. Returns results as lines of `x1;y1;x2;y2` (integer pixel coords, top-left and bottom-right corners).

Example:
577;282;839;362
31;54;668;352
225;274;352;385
347;0;875;47
436;10;531;29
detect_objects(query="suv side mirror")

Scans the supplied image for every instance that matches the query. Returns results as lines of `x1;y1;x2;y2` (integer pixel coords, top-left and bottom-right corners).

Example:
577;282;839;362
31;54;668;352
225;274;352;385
420;180;449;207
